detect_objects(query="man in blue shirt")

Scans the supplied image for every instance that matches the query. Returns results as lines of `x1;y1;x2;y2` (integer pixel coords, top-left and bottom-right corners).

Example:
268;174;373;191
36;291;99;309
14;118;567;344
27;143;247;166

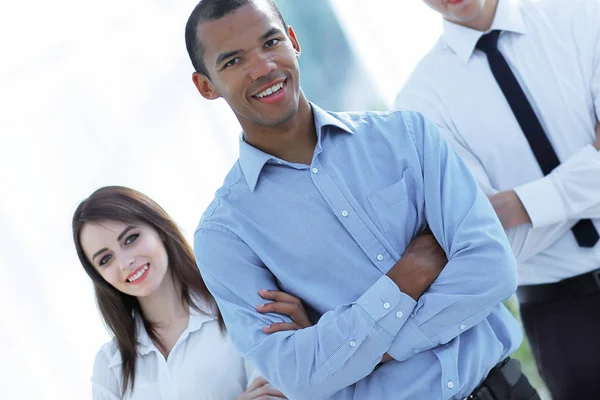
185;0;535;398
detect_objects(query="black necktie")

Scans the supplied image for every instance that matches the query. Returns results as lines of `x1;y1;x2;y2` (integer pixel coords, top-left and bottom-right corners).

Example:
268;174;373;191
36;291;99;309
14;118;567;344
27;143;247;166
476;30;599;247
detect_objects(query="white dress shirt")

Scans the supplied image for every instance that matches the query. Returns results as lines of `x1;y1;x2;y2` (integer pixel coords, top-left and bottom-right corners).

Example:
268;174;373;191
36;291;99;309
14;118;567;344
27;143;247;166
91;305;260;400
395;0;600;285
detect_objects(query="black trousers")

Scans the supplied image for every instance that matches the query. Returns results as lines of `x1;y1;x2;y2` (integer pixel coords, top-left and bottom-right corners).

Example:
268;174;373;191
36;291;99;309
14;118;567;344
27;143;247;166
519;291;600;400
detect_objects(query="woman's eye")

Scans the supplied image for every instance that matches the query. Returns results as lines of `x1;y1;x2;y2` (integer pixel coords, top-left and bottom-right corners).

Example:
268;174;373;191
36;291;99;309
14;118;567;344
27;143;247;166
124;233;139;245
265;38;279;47
99;254;112;266
225;57;241;68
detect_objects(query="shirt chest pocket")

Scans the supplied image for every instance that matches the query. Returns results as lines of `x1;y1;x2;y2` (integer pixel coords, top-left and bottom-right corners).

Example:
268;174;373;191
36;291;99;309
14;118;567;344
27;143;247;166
367;168;420;252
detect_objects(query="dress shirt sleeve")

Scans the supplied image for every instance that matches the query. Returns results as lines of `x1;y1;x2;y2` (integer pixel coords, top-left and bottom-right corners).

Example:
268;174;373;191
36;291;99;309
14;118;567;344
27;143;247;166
194;225;416;400
514;145;600;227
387;112;519;361
394;91;594;264
91;349;121;400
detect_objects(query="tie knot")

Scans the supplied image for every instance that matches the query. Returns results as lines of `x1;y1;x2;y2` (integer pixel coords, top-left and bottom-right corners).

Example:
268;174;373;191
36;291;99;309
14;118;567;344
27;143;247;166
476;30;501;54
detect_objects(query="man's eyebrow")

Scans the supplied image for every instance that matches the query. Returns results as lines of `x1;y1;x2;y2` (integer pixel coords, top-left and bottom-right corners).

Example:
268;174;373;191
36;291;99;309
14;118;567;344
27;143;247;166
259;27;283;41
216;50;242;66
215;28;283;67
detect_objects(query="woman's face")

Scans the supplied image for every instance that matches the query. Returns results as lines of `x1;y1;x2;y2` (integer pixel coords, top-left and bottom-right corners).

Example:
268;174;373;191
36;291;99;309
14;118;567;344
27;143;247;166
80;220;169;297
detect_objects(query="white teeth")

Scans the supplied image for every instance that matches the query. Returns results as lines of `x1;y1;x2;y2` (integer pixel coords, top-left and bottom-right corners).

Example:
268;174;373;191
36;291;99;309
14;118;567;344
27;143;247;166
255;82;283;98
128;265;148;283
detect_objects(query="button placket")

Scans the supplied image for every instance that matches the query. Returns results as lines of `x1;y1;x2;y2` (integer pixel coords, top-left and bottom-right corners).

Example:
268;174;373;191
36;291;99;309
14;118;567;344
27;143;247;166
309;159;395;274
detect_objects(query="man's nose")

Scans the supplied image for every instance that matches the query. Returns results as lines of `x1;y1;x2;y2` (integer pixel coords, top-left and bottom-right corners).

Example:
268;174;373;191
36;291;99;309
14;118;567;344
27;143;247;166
248;53;276;81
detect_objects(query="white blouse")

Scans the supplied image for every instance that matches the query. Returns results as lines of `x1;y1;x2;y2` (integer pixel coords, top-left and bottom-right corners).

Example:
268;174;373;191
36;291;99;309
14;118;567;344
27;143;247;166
91;306;260;400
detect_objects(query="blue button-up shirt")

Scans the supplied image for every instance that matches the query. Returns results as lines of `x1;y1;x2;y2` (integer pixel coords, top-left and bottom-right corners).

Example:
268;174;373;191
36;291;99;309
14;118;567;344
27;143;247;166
194;104;522;400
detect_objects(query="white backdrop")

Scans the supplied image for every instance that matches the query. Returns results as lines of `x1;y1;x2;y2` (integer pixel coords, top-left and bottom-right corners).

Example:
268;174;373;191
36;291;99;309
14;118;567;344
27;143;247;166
0;1;440;398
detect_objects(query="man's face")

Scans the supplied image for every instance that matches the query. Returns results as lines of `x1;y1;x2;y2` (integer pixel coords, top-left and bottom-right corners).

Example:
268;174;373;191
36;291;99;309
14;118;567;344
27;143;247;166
422;0;488;25
193;1;302;129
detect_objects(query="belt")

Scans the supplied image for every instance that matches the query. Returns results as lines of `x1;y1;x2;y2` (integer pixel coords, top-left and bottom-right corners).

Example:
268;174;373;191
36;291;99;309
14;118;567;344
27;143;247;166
465;358;526;400
517;268;600;304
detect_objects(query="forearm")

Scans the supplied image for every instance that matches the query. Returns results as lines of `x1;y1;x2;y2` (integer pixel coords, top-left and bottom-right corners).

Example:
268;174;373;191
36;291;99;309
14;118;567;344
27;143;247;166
387;195;517;360
220;276;415;399
196;227;416;399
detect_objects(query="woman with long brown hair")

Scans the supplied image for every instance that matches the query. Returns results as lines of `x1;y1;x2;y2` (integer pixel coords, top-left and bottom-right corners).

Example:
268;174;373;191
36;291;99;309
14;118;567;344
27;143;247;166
73;186;311;400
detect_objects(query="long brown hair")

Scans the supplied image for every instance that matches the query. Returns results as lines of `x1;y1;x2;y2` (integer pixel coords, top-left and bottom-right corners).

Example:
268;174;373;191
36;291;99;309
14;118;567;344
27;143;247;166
72;186;224;395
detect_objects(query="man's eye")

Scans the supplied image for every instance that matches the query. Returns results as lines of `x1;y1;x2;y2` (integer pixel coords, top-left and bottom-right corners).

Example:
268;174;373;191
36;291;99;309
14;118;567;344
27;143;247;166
124;233;139;245
99;254;112;266
265;39;280;48
225;58;241;68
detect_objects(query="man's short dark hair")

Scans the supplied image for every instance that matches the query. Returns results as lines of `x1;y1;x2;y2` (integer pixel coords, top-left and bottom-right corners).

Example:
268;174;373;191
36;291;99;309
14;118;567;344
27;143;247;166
185;0;288;77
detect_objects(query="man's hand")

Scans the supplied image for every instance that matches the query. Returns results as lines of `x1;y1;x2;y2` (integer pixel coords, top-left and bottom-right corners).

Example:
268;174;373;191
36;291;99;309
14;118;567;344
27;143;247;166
487;190;531;229
385;226;448;301
257;290;393;365
256;290;312;333
594;121;600;151
238;377;287;400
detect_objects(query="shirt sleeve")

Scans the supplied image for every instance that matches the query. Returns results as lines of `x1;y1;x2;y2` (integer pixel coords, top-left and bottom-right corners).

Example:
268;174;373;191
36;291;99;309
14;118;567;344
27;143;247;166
386;112;519;360
91;349;121;400
194;225;416;400
395;89;596;264
514;145;600;228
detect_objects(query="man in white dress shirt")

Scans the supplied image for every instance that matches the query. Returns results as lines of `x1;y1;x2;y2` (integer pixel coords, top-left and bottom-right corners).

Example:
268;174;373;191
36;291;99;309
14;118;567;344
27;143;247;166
395;0;600;398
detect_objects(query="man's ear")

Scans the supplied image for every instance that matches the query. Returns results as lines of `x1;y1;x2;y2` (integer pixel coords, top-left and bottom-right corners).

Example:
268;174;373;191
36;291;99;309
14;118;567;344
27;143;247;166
192;72;221;100
287;25;301;59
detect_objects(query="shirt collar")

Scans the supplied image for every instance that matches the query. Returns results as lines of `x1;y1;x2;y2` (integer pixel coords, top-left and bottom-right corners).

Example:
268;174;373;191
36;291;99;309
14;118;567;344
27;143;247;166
442;0;527;63
238;102;353;191
108;304;217;368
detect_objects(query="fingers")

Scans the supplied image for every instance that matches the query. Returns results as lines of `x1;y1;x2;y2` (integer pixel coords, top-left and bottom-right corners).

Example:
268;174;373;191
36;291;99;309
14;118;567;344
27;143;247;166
263;322;302;333
259;289;302;305
256;383;286;397
257;301;300;317
246;376;269;391
256;301;311;328
241;382;286;399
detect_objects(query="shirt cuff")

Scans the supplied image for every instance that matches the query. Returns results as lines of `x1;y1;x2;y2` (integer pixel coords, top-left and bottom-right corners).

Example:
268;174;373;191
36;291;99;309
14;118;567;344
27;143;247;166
355;275;417;337
386;319;434;361
514;176;566;228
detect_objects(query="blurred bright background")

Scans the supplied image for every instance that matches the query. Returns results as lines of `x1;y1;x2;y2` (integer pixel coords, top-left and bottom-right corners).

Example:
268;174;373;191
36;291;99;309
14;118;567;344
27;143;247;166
0;0;547;398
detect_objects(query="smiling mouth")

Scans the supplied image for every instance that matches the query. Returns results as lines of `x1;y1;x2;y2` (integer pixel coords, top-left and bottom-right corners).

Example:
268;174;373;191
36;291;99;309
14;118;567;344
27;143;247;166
253;80;285;99
126;264;149;284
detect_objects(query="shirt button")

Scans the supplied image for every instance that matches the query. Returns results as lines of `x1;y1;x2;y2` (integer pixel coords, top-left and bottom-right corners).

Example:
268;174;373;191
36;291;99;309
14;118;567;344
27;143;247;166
383;302;391;309
341;210;349;217
376;254;384;261
460;324;466;330
349;340;356;347
447;381;454;389
396;311;403;318
311;168;319;174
